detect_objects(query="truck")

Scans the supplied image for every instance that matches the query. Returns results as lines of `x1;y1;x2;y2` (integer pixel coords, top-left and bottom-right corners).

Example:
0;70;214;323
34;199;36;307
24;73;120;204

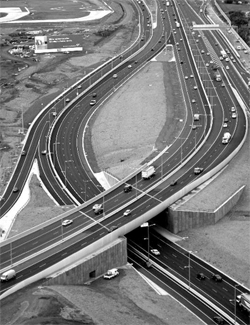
142;166;156;179
213;69;221;82
222;132;231;144
176;22;180;28
220;49;227;58
194;114;199;121
236;293;250;313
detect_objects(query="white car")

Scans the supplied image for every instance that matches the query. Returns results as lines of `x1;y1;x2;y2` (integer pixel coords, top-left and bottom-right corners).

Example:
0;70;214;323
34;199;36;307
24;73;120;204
205;63;209;67
113;74;118;79
90;99;96;106
103;268;119;280
231;107;236;112
190;74;194;78
123;209;131;217
52;112;57;116
77;85;82;89
185;76;188;80
223;122;227;128
128;65;132;68
201;50;204;54
192;99;196;103
207;52;210;56
194;85;198;90
62;219;73;226
151;249;160;256
93;203;103;214
232;113;237;119
41;150;47;155
220;56;223;61
221;83;225;87
232;59;236;63
226;66;229;70
65;98;70;102
225;58;229;62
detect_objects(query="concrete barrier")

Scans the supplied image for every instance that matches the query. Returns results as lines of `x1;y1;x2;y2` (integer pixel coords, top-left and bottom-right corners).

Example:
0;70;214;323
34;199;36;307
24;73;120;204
167;185;245;233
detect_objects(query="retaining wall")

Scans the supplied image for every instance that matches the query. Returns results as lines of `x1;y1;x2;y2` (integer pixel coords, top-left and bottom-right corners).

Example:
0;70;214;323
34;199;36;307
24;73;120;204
44;236;127;285
166;186;245;234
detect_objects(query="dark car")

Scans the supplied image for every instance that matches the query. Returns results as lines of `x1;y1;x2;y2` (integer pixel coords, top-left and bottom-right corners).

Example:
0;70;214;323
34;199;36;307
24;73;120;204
92;92;97;98
197;273;206;280
212;274;223;282
124;184;132;193
213;315;228;324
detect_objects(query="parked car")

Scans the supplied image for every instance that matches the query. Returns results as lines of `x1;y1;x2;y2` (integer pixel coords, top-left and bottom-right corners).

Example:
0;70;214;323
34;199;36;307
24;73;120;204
62;219;73;227
103;268;119;280
151;249;160;256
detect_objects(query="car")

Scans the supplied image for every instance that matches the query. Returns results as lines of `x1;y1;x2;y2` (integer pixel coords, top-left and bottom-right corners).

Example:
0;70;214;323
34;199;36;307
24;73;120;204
191;99;196;103
196;39;199;43
232;59;236;63
108;225;118;232
52;111;57;116
170;180;177;186
41;150;47;155
224;118;229;123
92;92;97;98
173;31;177;34
230;56;234;60
225;58;229;62
103;268;119;280
62;219;73;226
123;209;131;217
194;167;203;175
185;76;188;80
193;85;198;90
124;184;132;193
13;187;19;193
197;273;206;280
215;42;218;46
190;74;194;78
222;122;227;128
226;66;229;70
21;150;26;156
221;83;225;87
206;52;210;56
232;112;237;119
213;316;227;324
231;107;236;112
180;38;183;41
151;48;154;51
134;60;138;64
93;203;103;214
236;45;241;50
177;48;181;51
205;63;209;67
176;42;179;46
192;125;197;130
158;40;161;43
219;56;223;61
201;50;205;54
141;37;144;41
212;274;223;282
244;50;248;54
77;85;82;89
151;249;160;256
90;99;96;106
65;98;70;102
210;60;214;64
225;49;230;54
113;74;118;78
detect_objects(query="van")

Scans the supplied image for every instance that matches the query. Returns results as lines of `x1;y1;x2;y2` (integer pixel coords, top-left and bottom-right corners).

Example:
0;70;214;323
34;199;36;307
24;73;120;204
1;269;16;282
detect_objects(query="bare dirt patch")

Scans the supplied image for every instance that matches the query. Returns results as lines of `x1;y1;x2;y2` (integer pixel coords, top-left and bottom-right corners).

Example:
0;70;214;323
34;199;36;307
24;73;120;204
0;268;203;325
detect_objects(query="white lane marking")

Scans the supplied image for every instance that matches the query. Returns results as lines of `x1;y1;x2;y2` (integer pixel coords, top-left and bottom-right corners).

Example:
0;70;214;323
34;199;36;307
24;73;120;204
39;263;46;268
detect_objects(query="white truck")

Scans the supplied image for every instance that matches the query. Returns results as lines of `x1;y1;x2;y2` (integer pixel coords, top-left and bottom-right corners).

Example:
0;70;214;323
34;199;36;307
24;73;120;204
142;166;156;179
236;293;250;313
222;132;231;144
1;269;16;282
220;49;227;58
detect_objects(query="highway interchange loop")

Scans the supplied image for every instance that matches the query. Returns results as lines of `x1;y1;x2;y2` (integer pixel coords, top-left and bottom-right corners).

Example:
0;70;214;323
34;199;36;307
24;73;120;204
0;0;249;324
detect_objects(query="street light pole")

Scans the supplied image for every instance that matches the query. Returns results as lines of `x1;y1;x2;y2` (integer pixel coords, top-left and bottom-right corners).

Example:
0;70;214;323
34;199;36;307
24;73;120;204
53;142;60;167
234;284;240;324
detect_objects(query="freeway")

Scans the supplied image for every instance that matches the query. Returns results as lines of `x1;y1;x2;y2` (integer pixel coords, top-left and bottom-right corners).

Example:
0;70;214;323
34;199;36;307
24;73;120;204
127;227;250;325
0;0;246;273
